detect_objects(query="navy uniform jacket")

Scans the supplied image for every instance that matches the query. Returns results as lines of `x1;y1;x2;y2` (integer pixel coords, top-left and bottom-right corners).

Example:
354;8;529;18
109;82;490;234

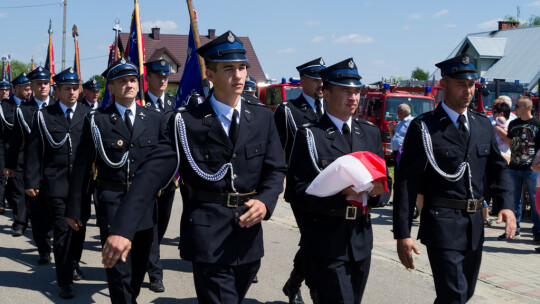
392;104;512;251
108;97;286;266
285;114;386;262
79;99;103;109
66;104;165;229
144;91;175;114
24;102;91;199
6;97;56;169
0;97;21;156
274;94;321;161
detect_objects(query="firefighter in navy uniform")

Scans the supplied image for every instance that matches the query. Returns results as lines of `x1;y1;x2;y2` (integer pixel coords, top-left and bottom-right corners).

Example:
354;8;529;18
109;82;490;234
393;54;516;304
274;58;326;304
0;74;31;218
80;79;102;109
66;58;165;304
101;30;286;304
274;58;326;162
0;79;9;100
0;78;12;214
142;58;177;293
24;68;91;299
5;67;54;264
285;58;388;304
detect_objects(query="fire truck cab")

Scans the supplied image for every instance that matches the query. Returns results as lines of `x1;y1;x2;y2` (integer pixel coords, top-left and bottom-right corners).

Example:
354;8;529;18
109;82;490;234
258;78;303;112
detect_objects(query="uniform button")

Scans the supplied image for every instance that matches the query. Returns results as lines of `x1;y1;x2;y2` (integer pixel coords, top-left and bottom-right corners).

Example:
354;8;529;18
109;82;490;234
189;218;193;223
130;144;134;148
148;140;151;144
131;159;135;163
484;149;488;153
204;155;209;160
232;153;237;159
235;212;239;218
69;165;73;168
255;149;259;153
233;174;237;179
445;151;449;156
435;211;439;215
111;143;115;146
68;129;71;133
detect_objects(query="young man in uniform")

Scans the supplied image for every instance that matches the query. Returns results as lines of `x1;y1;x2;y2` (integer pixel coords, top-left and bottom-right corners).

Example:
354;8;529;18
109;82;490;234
141;59;177;293
285;58;387;303
393;54;516;303
80;79;102;109
5;67;54;263
101;30;286;304
67;58;165;303
0;79;9;100
0;74;31;219
24;68;91;299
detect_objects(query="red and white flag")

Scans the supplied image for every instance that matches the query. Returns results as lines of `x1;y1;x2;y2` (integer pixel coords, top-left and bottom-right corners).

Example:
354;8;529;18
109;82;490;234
306;151;388;213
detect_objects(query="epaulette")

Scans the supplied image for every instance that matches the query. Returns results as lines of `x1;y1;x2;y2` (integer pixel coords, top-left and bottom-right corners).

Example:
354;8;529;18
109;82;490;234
355;117;376;128
176;106;188;113
143;103;162;114
243;95;265;106
469;109;487;118
300;122;314;129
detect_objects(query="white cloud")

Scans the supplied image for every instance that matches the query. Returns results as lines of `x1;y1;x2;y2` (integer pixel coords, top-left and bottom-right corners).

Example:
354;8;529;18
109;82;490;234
141;20;178;33
529;0;540;7
371;59;385;66
278;48;296;54
477;19;499;30
403;25;411;31
434;9;449;18
409;13;422;19
311;36;324;43
364;2;372;7
443;23;456;28
0;12;7;18
306;21;320;26
333;34;373;44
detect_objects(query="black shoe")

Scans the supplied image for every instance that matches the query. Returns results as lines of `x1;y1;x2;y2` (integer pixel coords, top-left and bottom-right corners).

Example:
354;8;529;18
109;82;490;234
59;285;74;299
498;231;520;240
534;233;540;245
12;227;23;237
73;264;84;281
252;275;258;283
0;207;5;214
149;279;165;293
283;281;304;304
38;253;51;265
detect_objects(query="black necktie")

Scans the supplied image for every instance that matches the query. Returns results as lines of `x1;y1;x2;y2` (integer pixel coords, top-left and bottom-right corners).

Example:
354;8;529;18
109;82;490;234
157;98;164;111
66;108;73;125
457;114;469;142
315;99;323;119
229;110;239;145
125;109;133;134
342;123;352;148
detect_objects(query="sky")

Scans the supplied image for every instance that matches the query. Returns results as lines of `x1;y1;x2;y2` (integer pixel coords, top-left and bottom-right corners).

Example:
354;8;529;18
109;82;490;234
1;0;540;85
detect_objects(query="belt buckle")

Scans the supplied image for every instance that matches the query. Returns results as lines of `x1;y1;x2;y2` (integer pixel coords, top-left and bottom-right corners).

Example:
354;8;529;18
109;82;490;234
345;206;357;220
226;193;240;208
466;199;477;213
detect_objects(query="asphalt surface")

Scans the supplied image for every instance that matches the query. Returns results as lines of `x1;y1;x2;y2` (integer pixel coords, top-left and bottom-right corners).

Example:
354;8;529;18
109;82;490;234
0;192;537;303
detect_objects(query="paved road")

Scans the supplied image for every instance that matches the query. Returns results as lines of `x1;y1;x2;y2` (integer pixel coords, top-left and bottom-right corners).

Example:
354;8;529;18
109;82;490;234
0;192;538;303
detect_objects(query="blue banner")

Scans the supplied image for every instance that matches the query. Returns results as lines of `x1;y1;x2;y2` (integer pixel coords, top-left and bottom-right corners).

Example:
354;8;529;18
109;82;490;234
176;25;203;107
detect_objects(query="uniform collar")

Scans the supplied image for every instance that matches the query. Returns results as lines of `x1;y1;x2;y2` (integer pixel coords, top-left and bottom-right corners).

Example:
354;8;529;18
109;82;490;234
326;112;352;134
147;90;165;105
302;92;323;112
85;98;98;109
34;96;50;107
115;101;137;118
210;94;242;123
58;101;77;114
441;100;468;126
13;96;23;105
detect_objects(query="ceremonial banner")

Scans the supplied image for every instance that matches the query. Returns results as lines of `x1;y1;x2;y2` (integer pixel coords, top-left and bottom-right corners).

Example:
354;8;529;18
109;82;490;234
125;3;146;105
176;24;204;107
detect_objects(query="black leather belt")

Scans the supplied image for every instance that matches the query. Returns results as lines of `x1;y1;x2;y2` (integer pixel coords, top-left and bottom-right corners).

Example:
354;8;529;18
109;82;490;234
302;206;369;221
97;180;131;192
188;187;257;208
425;197;484;213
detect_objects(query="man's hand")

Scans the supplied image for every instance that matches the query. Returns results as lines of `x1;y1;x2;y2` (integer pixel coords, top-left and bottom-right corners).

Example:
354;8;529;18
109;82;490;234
25;188;39;197
4;168;14;178
341;186;359;196
238;199;267;228
66;217;83;231
497;209;517;239
102;234;132;268
387;121;395;132
369;180;385;196
397;238;421;270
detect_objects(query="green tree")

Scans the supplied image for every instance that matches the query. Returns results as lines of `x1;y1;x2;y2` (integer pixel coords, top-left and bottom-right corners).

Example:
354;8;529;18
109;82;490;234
7;60;32;79
411;67;429;80
528;15;540;26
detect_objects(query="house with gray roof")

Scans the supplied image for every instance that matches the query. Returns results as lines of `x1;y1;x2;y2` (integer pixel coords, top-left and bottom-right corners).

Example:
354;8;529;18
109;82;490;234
433;21;540;93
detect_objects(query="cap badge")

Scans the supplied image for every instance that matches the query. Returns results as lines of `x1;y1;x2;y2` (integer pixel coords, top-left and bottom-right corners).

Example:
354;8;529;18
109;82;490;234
348;60;354;69
120;58;126;64
22;73;26;76
167;100;172;106
38;67;43;72
69;68;74;73
160;60;165;66
462;56;470;65
92;79;97;84
227;32;235;43
117;139;123;147
320;58;325;66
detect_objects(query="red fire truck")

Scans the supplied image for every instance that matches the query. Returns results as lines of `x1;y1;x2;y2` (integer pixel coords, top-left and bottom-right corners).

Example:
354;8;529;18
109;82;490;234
258;78;303;112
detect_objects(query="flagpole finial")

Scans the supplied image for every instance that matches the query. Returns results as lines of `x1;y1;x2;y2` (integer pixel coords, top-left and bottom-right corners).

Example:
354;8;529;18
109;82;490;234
113;18;122;34
48;19;53;35
72;24;79;38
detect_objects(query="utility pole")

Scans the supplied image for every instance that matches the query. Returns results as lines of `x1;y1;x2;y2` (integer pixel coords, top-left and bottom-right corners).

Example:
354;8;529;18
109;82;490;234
62;0;67;70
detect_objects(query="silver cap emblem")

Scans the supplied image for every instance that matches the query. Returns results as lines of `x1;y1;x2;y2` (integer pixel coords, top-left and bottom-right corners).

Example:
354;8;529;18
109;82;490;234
227;32;235;43
348;60;354;69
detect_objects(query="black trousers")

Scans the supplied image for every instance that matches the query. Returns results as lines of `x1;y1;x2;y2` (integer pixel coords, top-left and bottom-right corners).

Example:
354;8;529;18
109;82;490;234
27;194;52;256
147;189;175;281
8;167;27;229
0;153;6;208
192;260;261;304
47;196;85;287
427;245;483;304
100;227;153;304
305;255;371;304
